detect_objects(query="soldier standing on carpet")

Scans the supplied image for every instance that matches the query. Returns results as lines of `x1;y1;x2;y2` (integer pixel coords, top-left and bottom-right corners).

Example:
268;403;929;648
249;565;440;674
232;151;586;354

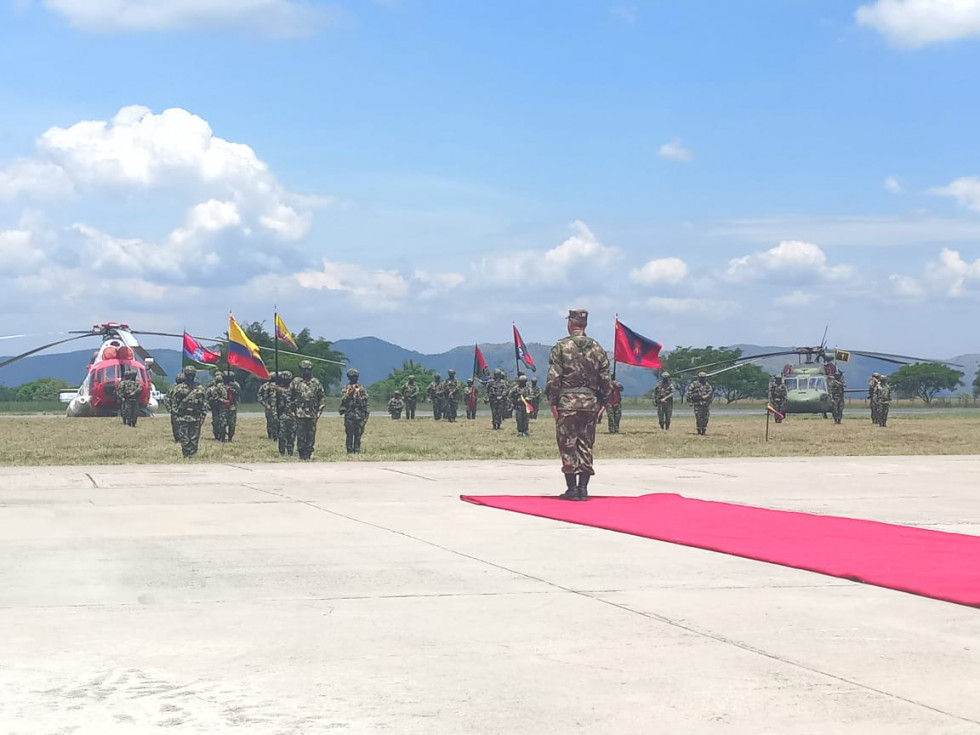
545;308;613;501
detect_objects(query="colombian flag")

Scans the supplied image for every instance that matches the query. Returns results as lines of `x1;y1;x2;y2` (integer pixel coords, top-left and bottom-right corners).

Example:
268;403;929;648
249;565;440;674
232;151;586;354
228;315;270;379
275;313;298;349
613;319;662;369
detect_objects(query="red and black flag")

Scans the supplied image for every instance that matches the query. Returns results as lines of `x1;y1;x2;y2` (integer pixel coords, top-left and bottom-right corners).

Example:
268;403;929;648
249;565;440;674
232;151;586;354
513;325;536;372
613;319;662;369
473;344;490;380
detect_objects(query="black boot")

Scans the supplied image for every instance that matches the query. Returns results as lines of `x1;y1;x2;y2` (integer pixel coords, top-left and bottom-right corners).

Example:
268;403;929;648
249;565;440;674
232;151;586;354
576;473;590;501
560;474;577;500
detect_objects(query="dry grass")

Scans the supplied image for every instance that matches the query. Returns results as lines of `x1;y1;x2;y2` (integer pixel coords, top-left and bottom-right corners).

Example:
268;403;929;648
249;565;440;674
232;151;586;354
0;409;978;466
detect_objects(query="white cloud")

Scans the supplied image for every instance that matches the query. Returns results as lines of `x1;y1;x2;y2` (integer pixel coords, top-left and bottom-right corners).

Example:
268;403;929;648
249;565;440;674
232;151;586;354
41;0;339;37
931;176;980;212
658;139;693;163
0;228;48;274
479;220;619;286
856;0;980;48
412;270;465;300
773;290;815;308
646;296;738;316
888;274;925;298
0;159;74;200
294;260;410;311
884;176;903;193
924;248;980;296
724;240;853;284
629;257;688;285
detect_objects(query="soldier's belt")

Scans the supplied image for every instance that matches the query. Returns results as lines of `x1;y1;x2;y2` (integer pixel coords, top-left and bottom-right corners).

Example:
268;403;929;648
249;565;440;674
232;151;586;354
559;387;596;395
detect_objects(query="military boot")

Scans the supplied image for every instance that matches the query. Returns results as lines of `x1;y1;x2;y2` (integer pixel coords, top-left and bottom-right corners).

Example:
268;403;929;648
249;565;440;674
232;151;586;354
560;474;577;500
576;473;590;501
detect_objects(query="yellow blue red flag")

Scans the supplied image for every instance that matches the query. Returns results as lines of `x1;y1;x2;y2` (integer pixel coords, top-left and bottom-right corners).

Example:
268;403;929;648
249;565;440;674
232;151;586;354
228;315;270;379
275;313;297;349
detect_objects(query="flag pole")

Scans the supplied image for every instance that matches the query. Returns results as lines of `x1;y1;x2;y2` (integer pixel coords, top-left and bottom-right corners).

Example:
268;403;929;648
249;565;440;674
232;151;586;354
273;306;280;376
612;315;618;381
513;322;519;377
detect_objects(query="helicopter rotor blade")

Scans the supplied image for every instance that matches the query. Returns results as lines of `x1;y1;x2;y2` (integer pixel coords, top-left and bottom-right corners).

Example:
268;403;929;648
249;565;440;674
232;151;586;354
845;349;962;368
674;350;799;375
205;338;347;367
0;333;96;370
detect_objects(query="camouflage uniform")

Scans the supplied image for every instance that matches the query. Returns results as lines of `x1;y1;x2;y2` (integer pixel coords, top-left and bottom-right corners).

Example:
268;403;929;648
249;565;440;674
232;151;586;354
685;373;713;436
769;376;788;423
528;377;542;419
289;361;325;461
388;391;405;419
653;373;674;430
258;376;278;439
276;371;296;456
165;374;184;442
443;370;460;422
116;370;141;427
828;371;846;424
340;368;370;453
509;375;533;436
464;379;478;419
606;380;623;434
221;374;241;441
205;373;227;441
427;375;445;420
171;366;207;458
401;377;419;420
874;376;891;427
546;309;613;501
485;370;510;430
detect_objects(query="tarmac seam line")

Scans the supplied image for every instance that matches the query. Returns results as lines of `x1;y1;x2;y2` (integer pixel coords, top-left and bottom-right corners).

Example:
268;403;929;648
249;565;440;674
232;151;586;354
286;493;980;728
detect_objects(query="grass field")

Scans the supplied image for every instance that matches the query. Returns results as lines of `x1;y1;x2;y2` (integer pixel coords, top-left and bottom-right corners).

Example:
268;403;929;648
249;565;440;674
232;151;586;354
1;408;978;466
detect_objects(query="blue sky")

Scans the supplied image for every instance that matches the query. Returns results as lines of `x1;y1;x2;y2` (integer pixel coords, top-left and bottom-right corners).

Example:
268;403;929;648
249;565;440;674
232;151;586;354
2;0;980;360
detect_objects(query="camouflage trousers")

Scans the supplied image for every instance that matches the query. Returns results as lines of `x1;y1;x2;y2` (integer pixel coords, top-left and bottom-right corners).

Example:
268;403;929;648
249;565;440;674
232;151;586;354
444;399;458;422
490;400;507;429
555;409;598;476
345;415;366;453
170;412;179;442
870;398;880;425
515;405;530;436
389;409;402;419
176;418;202;458
530;399;541;419
278;416;296;455
404;398;417;420
431;399;444;421
264;408;278;439
770;399;785;423
210;408;225;440
878;403;890;427
607;404;622;434
120;400;138;427
657;401;672;429
693;405;710;434
225;409;237;441
295;417;319;459
830;397;844;423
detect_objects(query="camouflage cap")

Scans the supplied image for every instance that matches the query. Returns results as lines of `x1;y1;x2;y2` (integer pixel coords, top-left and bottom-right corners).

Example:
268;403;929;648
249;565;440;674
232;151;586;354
393;390;401;395
872;372;880;378
279;370;293;381
346;367;359;378
697;371;707;378
448;368;455;375
493;368;503;376
466;378;473;383
530;376;538;382
183;365;197;377
567;308;588;327
408;375;415;380
518;374;527;382
774;375;782;381
300;359;313;370
213;373;224;382
661;371;670;378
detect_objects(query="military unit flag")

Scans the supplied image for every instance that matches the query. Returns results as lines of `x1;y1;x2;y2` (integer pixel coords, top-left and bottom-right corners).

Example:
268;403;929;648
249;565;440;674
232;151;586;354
182;331;220;365
473;344;490;380
275;313;298;349
766;403;786;420
513;325;536;372
228;315;270;379
613;319;662;369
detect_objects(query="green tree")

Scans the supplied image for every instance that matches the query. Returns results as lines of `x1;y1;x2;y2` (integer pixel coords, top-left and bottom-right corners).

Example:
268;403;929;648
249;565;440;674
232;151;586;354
151;376;170;393
973;368;980;399
713;363;771;404
16;377;73;402
0;383;18;401
368;360;439;401
889;363;964;403
659;346;743;399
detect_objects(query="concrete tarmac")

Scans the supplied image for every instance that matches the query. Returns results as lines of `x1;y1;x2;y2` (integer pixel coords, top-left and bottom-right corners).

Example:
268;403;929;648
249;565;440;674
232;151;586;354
1;456;978;734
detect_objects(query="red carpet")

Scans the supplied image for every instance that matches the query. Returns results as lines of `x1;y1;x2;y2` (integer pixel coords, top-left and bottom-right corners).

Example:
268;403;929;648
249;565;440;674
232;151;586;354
460;493;980;608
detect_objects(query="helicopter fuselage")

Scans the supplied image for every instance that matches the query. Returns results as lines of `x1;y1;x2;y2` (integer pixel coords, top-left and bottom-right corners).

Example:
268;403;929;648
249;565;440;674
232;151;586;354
781;365;831;415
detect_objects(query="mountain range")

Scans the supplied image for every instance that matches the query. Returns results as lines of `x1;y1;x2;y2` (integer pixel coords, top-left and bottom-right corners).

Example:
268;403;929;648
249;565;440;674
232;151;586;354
3;338;977;398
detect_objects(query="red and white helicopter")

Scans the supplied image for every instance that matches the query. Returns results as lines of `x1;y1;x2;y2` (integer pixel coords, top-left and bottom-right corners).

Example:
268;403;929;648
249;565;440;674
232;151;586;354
0;322;166;417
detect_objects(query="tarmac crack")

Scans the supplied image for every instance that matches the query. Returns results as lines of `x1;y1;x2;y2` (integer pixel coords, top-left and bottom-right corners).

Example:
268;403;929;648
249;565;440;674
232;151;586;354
285;493;980;729
379;467;437;481
84;473;99;488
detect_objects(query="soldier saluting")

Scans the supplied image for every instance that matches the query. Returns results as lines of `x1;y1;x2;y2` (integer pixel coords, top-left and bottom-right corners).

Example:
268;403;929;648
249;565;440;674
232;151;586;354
545;309;613;501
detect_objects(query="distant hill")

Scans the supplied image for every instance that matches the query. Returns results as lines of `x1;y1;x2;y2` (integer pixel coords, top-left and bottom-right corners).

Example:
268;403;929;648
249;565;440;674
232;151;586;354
4;339;976;398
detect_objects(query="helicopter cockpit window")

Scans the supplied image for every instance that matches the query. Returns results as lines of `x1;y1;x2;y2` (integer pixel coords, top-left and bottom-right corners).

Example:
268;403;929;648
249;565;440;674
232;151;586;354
809;377;827;391
784;378;799;390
